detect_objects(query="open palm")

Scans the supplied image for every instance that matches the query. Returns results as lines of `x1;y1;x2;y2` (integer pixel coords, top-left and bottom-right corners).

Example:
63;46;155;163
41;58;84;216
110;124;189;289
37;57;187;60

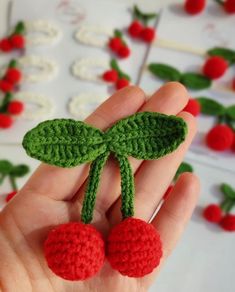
0;83;199;292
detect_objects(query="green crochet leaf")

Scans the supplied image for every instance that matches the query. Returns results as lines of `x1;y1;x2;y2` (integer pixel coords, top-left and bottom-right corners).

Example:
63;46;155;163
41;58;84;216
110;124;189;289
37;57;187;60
196;97;225;116
23;119;107;167
207;47;235;64
148;63;181;81
180;73;212;90
221;183;235;200
0;160;13;175
10;165;30;177
110;59;130;81
14;21;25;35
226;105;235;120
133;5;157;25
105;112;187;160
174;162;193;181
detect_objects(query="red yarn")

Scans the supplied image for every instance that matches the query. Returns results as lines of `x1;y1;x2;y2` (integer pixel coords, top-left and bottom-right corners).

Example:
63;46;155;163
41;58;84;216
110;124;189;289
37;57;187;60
0;114;13;129
7;101;24;115
10;34;25;49
183;99;201;116
220;214;235;231
44;222;105;280
0;38;12;52
107;217;162;277
118;45;131;58
141;27;156;43
102;69;118;82
203;56;228;80
163;185;173;200
224;0;235;14
0;80;13;93
203;204;222;223
128;21;143;38
206;125;234;151
184;0;206;15
116;78;129;90
108;37;122;53
5;191;17;202
5;68;22;84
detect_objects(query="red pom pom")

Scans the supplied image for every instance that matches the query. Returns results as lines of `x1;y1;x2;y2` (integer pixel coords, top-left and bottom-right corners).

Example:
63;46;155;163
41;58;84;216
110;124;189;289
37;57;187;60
183;99;201;116
102;69;118;82
116;78;130;90
118;45;131;58
203;56;228;80
0;80;13;93
206;125;234;151
10;34;25;49
107;218;162;277
5;68;22;84
7;100;24;115
108;37;122;52
184;0;206;15
44;222;105;280
5;191;17;202
0;38;12;52
141;27;156;43
203;204;222;223
220;214;235;231
0;114;13;129
128;21;143;38
163;185;174;200
224;0;235;14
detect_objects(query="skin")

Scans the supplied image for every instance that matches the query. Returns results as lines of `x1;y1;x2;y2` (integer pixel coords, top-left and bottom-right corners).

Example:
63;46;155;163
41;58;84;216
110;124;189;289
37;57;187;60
0;83;200;292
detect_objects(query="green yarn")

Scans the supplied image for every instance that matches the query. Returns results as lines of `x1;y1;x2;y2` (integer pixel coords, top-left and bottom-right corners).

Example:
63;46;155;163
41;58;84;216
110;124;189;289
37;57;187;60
220;183;235;214
23;111;187;223
148;63;181;82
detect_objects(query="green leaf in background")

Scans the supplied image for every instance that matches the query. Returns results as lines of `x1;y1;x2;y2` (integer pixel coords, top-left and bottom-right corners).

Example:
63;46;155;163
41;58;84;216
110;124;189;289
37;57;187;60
180;73;212;90
220;183;235;200
226;105;235;120
207;47;235;64
148;63;181;81
174;162;193;181
0;160;13;175
10;165;30;177
106;112;187;160
23;119;107;167
14;21;25;35
114;29;122;39
133;5;157;25
196;97;225;116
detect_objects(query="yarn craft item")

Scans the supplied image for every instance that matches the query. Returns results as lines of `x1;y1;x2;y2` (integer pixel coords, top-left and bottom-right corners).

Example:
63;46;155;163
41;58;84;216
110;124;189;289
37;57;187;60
213;0;235;14
108;30;131;59
22;111;187;281
184;0;206;15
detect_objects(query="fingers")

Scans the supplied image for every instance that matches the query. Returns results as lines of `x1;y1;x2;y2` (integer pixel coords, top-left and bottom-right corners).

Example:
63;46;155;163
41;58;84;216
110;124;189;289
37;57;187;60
20;86;146;201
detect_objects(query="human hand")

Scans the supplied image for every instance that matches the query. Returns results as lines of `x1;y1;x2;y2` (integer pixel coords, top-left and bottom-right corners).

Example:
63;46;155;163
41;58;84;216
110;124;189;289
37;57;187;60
0;83;199;292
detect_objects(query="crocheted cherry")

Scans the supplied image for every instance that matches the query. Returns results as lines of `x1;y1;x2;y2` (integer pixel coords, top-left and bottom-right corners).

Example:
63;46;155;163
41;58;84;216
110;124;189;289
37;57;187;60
203;56;228;80
141;27;156;43
206;124;234;151
10;34;25;49
5;68;22;84
220;214;235;231
5;191;17;202
116;78;130;90
0;80;13;93
183;99;201;117
0;114;13;129
184;0;206;15
7;100;24;115
118;45;131;58
128;20;143;38
203;204;222;223
102;69;118;83
0;38;12;52
108;37;122;53
224;0;235;13
44;222;105;280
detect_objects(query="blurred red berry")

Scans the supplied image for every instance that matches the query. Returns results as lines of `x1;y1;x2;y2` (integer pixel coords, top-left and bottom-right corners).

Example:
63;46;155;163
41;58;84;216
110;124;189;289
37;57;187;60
141;27;156;43
0;80;13;93
183;99;201;116
224;0;235;14
220;214;235;231
6;191;17;202
7;100;24;115
118;45;130;58
203;56;228;80
116;78;129;90
108;37;122;52
128;20;143;38
203;204;222;223
206;125;234;151
184;0;206;15
10;34;25;49
5;68;22;84
0;38;12;52
102;69;118;82
0;114;13;129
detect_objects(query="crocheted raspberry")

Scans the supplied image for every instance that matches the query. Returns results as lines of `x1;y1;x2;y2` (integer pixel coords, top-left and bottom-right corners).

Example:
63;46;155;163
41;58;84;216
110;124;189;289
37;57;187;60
141;27;156;43
203;204;222;223
7;101;24;115
102;69;118;82
108;37;122;53
10;34;25;49
0;80;13;93
224;0;235;14
128;20;143;38
116;78;129;90
203;56;228;80
184;0;206;15
118;45;131;58
0;38;12;52
163;185;173;200
183;99;201;116
206;125;234;151
44;222;105;280
5;191;17;202
107;217;162;277
0;114;13;129
5;68;22;84
220;214;235;231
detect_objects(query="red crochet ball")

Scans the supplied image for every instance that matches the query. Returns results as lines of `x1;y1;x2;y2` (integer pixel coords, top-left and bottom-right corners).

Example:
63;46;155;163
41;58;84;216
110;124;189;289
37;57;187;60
203;204;222;223
141;27;156;43
108;37;123;53
10;34;25;49
206;124;234;151
44;222;105;281
118;45;131;58
183;99;201;116
128;20;143;38
5;68;22;84
220;214;235;232
107;217;163;277
203;56;228;80
7;100;24;115
224;0;235;14
0;38;12;52
6;191;17;202
0;114;13;129
0;80;13;93
184;0;206;15
116;78;129;90
163;185;174;200
102;69;118;82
